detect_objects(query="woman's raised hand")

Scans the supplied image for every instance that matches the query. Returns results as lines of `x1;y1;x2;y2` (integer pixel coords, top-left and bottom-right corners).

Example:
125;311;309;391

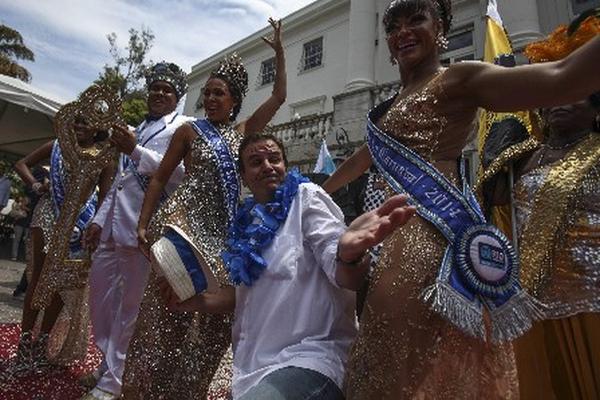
262;17;283;53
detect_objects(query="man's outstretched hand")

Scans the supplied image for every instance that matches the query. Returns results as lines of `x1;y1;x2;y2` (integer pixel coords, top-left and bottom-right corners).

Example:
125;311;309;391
338;194;416;264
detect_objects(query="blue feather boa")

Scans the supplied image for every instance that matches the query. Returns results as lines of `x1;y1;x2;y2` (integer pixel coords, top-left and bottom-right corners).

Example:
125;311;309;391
222;169;309;286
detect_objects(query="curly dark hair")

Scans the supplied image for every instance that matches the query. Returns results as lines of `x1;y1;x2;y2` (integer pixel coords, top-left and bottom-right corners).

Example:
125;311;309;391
383;0;452;36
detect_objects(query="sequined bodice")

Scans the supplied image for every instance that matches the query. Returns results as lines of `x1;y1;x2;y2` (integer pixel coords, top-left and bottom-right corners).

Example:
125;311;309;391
514;166;547;235
514;163;600;318
150;122;242;284
380;71;475;163
515;164;600;241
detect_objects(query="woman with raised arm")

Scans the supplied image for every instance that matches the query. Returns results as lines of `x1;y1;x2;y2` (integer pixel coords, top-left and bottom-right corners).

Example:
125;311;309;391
10;113;114;375
321;1;600;398
120;18;287;400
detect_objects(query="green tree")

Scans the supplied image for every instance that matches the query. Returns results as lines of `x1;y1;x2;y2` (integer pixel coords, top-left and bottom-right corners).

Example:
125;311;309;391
122;98;148;126
0;24;35;82
95;27;155;126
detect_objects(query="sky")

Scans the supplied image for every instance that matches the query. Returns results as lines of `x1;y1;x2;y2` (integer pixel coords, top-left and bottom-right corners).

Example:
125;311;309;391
0;0;316;103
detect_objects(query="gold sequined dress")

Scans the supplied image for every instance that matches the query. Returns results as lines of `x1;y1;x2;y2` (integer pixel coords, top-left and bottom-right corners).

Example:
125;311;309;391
344;71;519;399
121;121;241;400
512;144;600;399
27;146;92;365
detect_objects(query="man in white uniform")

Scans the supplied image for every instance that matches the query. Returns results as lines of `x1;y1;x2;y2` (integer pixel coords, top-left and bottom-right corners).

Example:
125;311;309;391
168;134;416;400
82;62;193;400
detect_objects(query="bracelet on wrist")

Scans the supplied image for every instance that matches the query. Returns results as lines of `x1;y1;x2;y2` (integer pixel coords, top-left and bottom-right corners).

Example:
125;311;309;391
336;244;366;267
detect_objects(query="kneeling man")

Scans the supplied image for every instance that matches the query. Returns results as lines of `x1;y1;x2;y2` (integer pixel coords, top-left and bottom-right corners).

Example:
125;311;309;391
166;133;415;399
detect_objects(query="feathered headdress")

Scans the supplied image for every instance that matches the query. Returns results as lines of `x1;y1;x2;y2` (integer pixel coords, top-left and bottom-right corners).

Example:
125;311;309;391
525;13;600;63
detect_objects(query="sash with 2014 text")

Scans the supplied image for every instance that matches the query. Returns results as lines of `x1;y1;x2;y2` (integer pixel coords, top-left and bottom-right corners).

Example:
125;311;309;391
366;97;541;342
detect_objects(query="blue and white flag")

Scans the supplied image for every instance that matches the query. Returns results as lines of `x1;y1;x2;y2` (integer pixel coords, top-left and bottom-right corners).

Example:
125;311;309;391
313;139;336;175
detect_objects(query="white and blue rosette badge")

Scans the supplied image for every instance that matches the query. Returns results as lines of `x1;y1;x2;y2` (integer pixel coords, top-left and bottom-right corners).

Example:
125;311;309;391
455;224;517;299
366;97;541;342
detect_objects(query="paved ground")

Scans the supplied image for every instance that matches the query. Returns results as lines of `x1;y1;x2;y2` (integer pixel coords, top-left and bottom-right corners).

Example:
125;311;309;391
0;259;25;324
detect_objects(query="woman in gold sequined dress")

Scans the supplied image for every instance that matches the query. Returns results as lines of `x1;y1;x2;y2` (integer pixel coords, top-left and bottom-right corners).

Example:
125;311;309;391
120;18;287;400
487;94;600;399
323;1;600;398
11;116;114;372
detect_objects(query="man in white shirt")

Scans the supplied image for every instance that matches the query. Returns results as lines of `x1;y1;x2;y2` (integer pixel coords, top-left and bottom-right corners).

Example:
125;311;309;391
82;62;193;400
168;133;415;399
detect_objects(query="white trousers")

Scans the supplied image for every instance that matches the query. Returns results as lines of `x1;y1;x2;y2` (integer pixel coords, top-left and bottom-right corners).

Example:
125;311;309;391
88;238;150;396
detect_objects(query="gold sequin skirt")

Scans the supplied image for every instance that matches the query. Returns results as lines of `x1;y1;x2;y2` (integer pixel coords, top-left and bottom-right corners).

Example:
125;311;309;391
27;194;90;364
344;214;519;399
120;272;231;400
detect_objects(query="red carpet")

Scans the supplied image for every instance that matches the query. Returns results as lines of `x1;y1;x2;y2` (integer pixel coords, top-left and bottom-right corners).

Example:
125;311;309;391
0;323;102;400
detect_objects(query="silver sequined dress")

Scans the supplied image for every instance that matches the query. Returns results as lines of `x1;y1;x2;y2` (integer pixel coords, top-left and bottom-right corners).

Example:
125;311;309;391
121;121;241;400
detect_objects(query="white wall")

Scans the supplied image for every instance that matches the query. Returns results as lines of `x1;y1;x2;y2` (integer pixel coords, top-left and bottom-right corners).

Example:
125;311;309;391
184;0;577;123
184;1;351;126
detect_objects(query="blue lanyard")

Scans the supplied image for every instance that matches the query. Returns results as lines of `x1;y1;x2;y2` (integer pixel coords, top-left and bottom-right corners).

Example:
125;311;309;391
121;112;179;171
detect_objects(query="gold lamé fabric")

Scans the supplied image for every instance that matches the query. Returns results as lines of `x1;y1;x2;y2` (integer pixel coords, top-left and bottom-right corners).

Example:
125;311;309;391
344;71;519;399
514;163;600;317
517;135;600;295
513;157;600;399
28;166;91;365
514;313;600;400
121;123;241;400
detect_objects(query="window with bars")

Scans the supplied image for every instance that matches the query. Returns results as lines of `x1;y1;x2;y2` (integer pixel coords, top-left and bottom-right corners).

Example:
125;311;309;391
260;57;276;86
302;37;323;71
440;24;475;66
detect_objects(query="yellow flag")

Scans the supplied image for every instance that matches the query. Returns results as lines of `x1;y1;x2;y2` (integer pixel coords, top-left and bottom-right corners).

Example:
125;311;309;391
483;10;512;62
476;0;534;238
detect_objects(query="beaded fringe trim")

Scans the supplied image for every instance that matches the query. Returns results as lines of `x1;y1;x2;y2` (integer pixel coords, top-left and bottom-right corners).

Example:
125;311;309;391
489;291;544;343
423;282;544;342
422;282;485;340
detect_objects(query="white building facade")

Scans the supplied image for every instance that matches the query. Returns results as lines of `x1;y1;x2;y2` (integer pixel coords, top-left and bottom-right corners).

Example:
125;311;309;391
185;0;599;171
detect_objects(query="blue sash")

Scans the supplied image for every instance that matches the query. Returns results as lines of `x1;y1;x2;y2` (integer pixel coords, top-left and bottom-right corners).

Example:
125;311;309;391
190;119;240;226
367;97;540;342
49;141;97;256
